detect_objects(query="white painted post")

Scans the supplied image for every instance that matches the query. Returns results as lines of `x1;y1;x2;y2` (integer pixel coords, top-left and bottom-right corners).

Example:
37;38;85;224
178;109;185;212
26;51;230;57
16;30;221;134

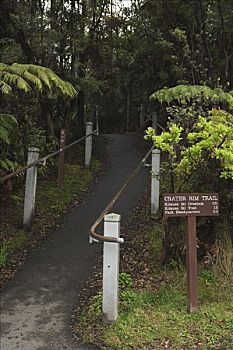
85;121;93;169
23;147;39;230
151;149;160;215
152;111;158;133
140;104;144;130
102;213;121;323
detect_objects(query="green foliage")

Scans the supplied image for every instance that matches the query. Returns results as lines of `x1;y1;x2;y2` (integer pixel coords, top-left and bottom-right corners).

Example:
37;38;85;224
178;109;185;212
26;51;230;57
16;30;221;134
150;85;233;107
0;155;102;272
0;114;18;144
212;227;233;278
87;292;102;318
0;63;78;172
0;231;28;268
119;273;137;307
146;84;233;264
119;272;133;290
146;123;183;157
7;231;28;253
145;109;233;181
0;63;78;97
76;267;233;350
0;114;18;171
0;80;12;94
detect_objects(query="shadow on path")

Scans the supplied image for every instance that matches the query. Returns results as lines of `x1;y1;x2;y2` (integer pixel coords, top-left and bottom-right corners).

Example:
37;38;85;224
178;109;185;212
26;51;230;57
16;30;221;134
1;134;150;350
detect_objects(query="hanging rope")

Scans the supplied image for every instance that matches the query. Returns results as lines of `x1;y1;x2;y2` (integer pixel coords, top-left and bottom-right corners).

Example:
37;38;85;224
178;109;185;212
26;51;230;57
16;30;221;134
0;129;98;184
90;145;154;244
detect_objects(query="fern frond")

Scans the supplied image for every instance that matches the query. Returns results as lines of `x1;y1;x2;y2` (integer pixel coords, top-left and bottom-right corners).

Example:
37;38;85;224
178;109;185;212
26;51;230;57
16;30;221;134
0;114;18;144
0;159;17;171
0;126;11;143
0;114;18;128
150;85;233;107
0;70;31;93
12;63;52;91
41;66;77;97
12;63;77;97
0;80;12;94
0;62;78;98
8;65;43;91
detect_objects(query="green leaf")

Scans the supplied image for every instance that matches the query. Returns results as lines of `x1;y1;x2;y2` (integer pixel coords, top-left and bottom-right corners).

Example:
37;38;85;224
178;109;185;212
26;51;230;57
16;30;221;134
150;85;233;107
0;62;78;98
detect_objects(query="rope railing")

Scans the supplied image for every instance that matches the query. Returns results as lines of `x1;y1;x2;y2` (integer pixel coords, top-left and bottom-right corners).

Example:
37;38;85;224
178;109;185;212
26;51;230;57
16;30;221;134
0;129;98;184
90;144;154;244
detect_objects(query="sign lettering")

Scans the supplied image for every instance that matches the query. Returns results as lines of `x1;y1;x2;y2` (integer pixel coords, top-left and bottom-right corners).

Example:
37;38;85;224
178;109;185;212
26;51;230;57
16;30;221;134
163;193;219;217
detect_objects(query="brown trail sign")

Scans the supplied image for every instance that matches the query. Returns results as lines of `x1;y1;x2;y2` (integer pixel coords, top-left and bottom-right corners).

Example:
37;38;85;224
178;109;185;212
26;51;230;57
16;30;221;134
163;193;219;313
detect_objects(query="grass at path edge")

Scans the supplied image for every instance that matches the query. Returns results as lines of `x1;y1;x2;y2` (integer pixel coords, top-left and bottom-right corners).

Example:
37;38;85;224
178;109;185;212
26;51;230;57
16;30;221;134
74;226;233;350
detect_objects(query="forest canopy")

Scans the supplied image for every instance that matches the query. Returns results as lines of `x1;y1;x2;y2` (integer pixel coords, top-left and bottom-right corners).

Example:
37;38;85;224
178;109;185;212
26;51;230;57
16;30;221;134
0;0;232;262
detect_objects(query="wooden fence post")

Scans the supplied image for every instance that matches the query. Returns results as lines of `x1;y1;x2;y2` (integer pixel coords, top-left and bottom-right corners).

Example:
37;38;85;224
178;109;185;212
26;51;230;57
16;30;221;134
23;147;39;230
151;149;160;215
187;216;198;313
103;213;121;323
85;122;93;169
58;128;66;188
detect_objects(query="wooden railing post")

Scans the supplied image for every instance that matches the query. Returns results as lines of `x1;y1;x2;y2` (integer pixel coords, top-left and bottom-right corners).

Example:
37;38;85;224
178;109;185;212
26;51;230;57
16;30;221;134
103;213;121;323
58;128;66;188
85;122;93;169
187;216;198;313
23;147;39;230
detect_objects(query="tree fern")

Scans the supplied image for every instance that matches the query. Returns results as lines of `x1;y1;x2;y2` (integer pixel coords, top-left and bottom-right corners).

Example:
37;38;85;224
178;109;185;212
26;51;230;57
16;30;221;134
150;85;233;107
0;64;78;172
0;63;78;97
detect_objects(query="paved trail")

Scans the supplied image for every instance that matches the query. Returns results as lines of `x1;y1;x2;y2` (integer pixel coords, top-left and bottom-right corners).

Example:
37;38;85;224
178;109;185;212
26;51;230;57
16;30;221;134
1;134;149;350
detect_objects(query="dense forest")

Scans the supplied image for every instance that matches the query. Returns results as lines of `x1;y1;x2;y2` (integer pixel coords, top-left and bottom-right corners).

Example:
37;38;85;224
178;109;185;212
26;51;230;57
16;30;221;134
0;0;232;262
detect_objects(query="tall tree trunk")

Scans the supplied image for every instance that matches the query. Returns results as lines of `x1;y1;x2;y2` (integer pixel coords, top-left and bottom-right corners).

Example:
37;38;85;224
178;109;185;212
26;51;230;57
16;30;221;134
197;0;213;79
217;0;229;81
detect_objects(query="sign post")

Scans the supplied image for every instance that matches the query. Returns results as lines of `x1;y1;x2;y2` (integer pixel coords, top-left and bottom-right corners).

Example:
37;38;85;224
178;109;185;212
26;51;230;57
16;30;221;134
187;216;197;312
163;193;219;312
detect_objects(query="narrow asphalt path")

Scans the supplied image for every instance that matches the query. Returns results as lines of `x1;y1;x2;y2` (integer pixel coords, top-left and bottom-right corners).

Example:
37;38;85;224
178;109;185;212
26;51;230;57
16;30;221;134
1;134;150;350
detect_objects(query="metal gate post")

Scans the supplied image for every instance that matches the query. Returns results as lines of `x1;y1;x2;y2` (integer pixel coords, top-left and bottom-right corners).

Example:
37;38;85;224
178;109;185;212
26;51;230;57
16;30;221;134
102;213;121;323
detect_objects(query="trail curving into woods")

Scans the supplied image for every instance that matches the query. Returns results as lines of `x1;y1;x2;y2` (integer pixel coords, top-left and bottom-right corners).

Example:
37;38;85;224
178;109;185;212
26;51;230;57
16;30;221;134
1;133;149;350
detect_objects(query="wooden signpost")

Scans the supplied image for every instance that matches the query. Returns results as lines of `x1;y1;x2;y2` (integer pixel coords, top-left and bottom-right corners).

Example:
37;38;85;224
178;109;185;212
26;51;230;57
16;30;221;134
163;193;219;313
